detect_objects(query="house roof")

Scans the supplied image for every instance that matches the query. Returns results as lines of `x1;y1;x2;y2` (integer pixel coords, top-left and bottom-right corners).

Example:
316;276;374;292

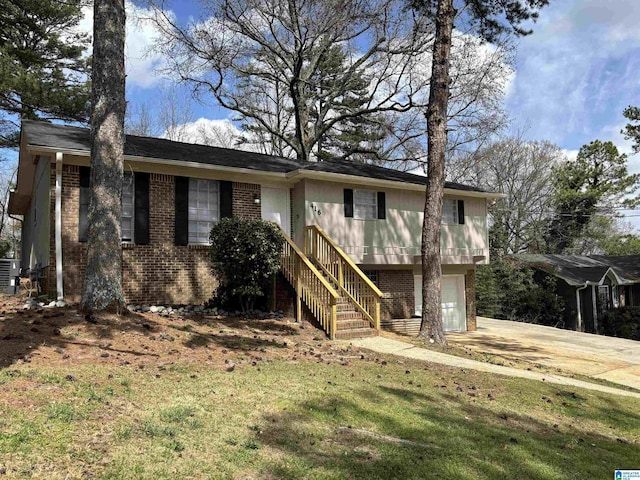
20;120;490;193
21;120;303;174
515;254;640;286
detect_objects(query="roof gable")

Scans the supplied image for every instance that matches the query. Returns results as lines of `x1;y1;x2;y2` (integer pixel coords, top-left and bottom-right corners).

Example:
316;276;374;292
515;254;640;286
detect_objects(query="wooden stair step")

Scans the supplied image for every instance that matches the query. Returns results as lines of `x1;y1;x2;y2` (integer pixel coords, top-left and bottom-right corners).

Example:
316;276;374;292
334;328;379;340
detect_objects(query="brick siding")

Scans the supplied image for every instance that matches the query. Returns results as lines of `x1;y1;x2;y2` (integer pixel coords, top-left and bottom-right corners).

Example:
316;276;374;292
465;269;477;331
48;165;262;305
232;182;261;219
378;269;414;320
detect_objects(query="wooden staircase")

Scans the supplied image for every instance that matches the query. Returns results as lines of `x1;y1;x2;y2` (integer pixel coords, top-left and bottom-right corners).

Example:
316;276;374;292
320;269;378;340
279;226;381;339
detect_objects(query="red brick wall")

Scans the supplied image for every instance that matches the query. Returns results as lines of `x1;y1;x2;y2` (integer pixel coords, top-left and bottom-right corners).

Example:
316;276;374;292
232;182;261;219
49;166;262;305
465;269;477;331
378;269;414;320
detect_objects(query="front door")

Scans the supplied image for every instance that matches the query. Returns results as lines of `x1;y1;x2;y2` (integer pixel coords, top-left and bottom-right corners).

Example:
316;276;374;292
261;187;291;235
414;274;467;332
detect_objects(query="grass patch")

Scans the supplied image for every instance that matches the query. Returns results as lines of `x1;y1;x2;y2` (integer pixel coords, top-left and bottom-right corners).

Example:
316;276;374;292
1;357;638;479
0;293;637;479
46;402;81;423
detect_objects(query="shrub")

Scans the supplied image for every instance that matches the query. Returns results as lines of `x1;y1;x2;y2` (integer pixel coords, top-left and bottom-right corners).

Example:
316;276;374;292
599;307;640;340
476;261;565;326
209;218;285;312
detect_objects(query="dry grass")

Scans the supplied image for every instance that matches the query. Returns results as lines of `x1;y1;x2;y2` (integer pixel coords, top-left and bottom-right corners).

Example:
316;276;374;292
1;294;639;479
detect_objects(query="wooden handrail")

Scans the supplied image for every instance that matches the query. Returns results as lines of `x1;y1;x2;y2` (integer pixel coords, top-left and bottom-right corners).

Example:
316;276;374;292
304;225;381;330
280;229;339;339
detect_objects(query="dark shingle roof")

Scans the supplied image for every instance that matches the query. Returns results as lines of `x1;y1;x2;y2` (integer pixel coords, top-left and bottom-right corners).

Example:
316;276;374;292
303;158;487;192
22;120;302;173
516;254;640;285
22;120;488;192
590;255;640;282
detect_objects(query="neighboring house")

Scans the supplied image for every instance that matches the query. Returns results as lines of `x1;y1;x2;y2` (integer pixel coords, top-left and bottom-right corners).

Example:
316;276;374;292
517;254;640;333
9;120;501;338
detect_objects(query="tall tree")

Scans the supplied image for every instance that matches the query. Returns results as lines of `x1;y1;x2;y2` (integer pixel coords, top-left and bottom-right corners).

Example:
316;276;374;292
150;0;510;164
545;140;640;254
449;135;562;256
80;0;127;313
0;0;90;146
150;0;432;161
412;0;549;345
623;106;640;153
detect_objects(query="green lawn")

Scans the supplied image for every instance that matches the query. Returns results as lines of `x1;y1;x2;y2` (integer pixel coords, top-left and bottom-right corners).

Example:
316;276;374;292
1;352;639;479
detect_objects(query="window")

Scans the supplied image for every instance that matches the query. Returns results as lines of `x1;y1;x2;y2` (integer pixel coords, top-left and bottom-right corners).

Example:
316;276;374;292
354;189;377;220
362;270;378;285
612;285;620;308
597;285;611;317
121;172;135;242
188;179;220;244
442;199;459;224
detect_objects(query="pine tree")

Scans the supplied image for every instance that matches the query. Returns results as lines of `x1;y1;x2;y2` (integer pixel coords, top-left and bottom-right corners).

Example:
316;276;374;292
623;106;640;154
0;0;90;146
411;0;549;345
80;0;127;313
545;140;639;254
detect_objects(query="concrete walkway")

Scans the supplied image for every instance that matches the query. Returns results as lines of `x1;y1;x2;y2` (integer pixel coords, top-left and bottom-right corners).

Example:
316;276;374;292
349;336;640;399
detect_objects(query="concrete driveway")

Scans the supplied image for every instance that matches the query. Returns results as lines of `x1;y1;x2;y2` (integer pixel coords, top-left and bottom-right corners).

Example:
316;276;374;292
446;317;640;390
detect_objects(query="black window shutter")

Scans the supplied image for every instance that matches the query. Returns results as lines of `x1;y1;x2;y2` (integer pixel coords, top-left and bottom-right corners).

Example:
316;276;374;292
78;166;90;242
377;192;386;219
220;181;233;218
344;189;354;218
174;176;189;246
134;172;150;245
457;200;465;225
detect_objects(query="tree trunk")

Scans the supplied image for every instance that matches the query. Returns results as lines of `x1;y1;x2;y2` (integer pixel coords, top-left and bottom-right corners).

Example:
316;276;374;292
419;0;455;346
80;0;127;313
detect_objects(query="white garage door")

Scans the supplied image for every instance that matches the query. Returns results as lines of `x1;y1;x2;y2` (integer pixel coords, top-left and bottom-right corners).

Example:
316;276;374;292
414;274;467;332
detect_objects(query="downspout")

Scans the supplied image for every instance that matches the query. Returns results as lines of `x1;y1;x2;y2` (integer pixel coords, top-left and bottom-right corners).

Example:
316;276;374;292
55;153;64;300
575;284;587;332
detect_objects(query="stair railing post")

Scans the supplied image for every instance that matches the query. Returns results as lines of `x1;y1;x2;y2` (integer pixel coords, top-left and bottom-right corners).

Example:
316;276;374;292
374;297;380;330
296;256;302;323
330;299;337;340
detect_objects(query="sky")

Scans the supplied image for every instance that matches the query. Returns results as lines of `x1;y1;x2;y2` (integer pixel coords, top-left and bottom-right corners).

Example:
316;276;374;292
5;0;640;223
503;0;640;163
115;0;640;157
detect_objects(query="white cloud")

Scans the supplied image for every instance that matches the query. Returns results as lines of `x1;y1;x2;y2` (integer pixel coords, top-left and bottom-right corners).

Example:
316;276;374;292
506;0;640;148
561;149;579;162
162;117;260;152
77;1;172;89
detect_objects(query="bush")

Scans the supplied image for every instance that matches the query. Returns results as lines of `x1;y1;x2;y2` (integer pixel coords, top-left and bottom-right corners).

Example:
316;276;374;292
599;307;640;340
476;261;565;326
209;218;285;312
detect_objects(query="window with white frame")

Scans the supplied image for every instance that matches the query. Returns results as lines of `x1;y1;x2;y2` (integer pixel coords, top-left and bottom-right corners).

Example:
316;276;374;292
354;189;377;220
121;172;134;242
442;199;459;225
188;179;220;244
